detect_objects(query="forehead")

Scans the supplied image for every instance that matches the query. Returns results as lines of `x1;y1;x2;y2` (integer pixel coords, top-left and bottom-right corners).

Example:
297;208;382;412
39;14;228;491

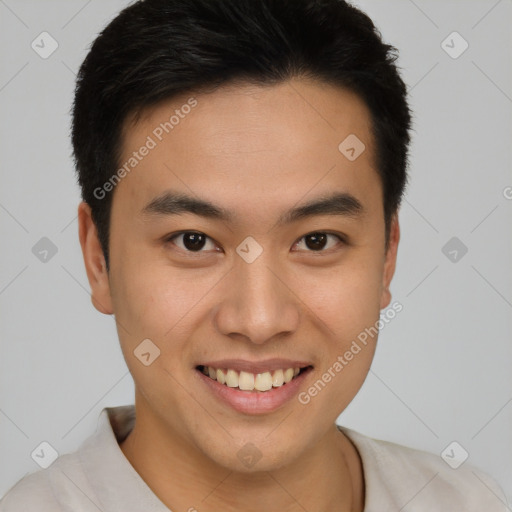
114;78;380;223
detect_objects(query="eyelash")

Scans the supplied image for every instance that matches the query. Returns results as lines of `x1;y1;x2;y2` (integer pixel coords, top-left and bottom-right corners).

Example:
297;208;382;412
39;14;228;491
165;231;346;254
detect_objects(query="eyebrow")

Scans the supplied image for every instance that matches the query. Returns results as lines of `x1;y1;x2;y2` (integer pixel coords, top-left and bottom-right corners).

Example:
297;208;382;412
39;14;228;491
141;189;364;225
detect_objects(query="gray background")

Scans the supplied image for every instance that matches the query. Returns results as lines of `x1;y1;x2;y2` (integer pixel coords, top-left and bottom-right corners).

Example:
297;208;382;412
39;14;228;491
1;0;511;505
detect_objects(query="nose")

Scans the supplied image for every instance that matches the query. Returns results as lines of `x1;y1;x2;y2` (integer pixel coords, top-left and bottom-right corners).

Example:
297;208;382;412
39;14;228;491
213;252;300;345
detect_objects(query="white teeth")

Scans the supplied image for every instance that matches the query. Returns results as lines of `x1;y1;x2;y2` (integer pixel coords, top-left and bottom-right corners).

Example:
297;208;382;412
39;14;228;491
225;369;239;388
255;372;273;391
216;368;226;384
201;365;305;392
283;368;294;383
272;369;284;387
239;371;255;391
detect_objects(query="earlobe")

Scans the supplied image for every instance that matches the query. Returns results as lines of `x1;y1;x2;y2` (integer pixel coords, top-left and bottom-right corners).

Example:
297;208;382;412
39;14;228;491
380;214;400;310
77;202;114;315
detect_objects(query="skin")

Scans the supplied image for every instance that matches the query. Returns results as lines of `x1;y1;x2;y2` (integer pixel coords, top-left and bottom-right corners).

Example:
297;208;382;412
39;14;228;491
78;77;399;512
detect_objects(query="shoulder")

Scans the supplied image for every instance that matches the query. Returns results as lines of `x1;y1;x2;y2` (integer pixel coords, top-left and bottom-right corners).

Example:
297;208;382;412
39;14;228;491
1;406;138;512
1;467;56;511
340;426;509;512
0;452;98;512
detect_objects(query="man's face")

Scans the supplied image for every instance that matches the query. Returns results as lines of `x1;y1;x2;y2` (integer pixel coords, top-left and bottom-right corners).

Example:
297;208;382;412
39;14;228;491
82;78;399;471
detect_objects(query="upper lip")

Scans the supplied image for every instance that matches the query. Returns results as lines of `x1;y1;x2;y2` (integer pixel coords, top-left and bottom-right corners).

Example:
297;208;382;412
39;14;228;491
198;359;312;374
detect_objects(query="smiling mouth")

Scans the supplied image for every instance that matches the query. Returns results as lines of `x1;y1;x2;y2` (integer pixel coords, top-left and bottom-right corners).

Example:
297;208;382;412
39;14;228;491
197;365;312;392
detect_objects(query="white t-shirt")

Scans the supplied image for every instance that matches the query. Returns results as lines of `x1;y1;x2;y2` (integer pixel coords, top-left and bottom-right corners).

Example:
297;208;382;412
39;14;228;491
0;405;508;511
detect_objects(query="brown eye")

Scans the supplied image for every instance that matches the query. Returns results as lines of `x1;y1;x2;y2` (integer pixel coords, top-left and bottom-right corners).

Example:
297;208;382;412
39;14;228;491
293;232;344;252
168;232;217;252
182;232;206;251
305;233;327;250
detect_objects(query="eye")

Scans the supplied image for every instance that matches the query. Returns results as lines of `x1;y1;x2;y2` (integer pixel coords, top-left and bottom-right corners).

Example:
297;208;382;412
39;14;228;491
165;231;344;254
292;232;345;252
166;231;219;253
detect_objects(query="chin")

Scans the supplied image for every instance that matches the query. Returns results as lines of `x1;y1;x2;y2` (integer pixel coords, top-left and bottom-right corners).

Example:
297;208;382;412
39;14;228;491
198;432;308;474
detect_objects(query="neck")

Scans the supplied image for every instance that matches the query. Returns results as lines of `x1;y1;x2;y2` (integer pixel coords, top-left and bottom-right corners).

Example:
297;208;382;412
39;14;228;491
119;395;364;512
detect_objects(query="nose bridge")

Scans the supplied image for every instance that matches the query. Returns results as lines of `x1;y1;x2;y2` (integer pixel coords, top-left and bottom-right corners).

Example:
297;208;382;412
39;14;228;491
215;246;300;344
239;255;280;310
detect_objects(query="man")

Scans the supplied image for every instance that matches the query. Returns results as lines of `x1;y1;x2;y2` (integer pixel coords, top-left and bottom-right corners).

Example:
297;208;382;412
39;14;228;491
1;0;508;510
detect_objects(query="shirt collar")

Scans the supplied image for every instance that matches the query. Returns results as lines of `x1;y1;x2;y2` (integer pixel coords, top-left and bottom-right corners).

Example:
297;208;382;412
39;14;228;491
78;405;170;512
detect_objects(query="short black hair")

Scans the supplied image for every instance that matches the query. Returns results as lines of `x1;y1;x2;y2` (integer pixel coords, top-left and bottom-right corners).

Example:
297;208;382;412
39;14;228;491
72;0;412;269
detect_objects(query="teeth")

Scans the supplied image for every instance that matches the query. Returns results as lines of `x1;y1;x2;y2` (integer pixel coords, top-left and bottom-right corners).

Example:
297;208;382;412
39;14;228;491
201;365;304;392
255;372;273;391
239;371;255;390
226;369;239;388
216;368;225;384
272;369;284;387
283;368;294;383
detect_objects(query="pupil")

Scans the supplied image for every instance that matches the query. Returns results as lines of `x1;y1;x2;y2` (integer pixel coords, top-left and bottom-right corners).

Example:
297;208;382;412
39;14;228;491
183;233;205;251
306;233;327;251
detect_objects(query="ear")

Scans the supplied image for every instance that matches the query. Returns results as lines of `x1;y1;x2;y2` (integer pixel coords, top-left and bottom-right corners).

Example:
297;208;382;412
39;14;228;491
78;202;113;314
380;213;400;310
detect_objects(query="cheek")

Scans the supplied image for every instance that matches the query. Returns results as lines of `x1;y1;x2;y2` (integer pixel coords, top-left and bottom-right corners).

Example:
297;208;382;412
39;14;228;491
295;260;383;417
111;268;190;339
109;247;224;355
109;263;207;404
296;253;384;339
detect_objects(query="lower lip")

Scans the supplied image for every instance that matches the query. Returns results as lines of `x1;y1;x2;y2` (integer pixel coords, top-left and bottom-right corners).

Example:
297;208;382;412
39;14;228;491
195;368;312;415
